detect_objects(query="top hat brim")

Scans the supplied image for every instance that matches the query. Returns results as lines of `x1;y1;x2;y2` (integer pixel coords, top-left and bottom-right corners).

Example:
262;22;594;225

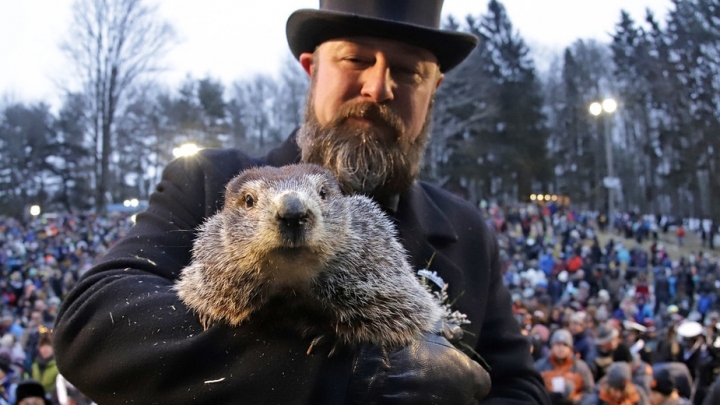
286;9;478;73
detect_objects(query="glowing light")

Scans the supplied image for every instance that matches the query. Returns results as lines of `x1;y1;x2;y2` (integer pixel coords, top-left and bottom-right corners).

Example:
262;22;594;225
537;195;544;201
173;143;202;158
544;195;551;201
530;194;537;201
552;195;558;202
30;205;41;216
589;102;602;116
602;98;617;113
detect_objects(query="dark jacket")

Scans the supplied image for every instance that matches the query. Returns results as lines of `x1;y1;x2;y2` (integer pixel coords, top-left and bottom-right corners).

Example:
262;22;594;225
702;372;720;405
52;135;548;404
573;330;595;363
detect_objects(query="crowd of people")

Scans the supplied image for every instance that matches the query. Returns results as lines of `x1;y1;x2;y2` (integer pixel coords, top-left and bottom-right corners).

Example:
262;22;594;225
0;213;134;404
486;201;720;405
0;203;717;404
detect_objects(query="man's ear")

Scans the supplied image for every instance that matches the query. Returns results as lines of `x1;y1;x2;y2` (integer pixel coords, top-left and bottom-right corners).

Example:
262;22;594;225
435;72;444;90
299;53;314;78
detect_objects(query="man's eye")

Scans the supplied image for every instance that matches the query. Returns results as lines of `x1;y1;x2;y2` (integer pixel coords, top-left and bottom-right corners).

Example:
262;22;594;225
394;68;422;83
343;56;370;66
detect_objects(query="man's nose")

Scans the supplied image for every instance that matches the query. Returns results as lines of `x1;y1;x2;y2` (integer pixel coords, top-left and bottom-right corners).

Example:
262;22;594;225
360;62;394;103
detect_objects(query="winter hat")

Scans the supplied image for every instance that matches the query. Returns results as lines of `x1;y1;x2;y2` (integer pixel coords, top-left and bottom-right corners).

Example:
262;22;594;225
606;362;631;390
570;311;587;325
0;334;13;349
651;368;675;396
595;306;610;322
596;323;619;345
598;289;610;302
14;380;50;405
0;355;10;374
551;329;574;347
530;324;550;342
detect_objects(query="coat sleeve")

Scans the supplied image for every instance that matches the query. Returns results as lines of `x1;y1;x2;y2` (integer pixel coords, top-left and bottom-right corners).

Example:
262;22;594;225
52;151;352;405
576;359;596;395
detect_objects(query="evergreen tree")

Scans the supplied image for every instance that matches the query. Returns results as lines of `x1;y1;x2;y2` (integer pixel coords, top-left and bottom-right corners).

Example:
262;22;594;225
473;0;550;201
0;103;56;216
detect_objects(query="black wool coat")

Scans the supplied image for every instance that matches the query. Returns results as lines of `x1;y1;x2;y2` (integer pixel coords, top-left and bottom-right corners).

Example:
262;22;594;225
53;134;548;404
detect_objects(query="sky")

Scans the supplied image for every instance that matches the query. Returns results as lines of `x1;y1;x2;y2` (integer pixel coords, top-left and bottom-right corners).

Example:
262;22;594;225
1;0;673;110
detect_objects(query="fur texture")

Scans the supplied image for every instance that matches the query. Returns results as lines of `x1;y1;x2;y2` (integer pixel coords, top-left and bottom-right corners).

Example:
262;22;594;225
175;163;443;349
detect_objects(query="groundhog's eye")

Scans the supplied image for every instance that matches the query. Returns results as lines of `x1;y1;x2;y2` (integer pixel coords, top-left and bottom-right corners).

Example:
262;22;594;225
319;186;327;200
244;194;255;208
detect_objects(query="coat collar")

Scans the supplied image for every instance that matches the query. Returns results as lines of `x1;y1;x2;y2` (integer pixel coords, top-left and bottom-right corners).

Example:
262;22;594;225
397;182;458;244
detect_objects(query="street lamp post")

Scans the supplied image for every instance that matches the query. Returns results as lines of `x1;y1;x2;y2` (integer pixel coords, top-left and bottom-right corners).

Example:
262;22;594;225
589;98;618;230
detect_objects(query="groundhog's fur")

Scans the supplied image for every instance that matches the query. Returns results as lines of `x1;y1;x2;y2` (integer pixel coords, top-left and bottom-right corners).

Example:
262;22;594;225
174;163;443;349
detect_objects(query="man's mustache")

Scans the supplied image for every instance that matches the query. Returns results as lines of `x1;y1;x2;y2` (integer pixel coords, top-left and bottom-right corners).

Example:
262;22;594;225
325;101;405;138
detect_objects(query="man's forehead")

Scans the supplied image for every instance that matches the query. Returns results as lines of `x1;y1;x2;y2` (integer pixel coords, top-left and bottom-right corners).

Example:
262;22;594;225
319;36;439;64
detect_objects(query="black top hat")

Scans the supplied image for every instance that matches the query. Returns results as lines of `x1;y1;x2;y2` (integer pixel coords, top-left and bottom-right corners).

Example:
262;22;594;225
286;0;478;72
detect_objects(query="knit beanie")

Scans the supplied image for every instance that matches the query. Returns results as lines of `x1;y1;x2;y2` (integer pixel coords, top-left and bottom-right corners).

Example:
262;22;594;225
550;329;573;347
606;362;631;390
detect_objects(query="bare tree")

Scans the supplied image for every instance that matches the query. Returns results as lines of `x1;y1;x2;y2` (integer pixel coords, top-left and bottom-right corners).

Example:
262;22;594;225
61;0;175;213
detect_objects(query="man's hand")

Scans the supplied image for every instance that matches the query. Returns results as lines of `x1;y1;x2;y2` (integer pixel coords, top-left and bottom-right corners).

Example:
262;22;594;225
345;332;491;404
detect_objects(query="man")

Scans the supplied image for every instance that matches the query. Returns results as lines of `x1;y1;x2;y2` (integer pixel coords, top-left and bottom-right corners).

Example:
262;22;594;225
569;311;595;362
52;1;549;404
589;322;621;381
0;356;14;405
703;372;720;405
580;362;649;405
648;369;691;405
30;334;57;400
13;380;50;405
535;329;595;404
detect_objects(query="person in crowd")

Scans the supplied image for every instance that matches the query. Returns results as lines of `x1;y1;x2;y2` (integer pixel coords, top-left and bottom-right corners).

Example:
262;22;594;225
702;372;720;405
611;341;653;396
0;356;15;405
29;334;56;401
648;368;691;405
589;322;626;382
675;320;720;404
13;380;49;405
606;266;625;309
535;329;595;405
677;225;686;247
51;1;548;404
580;361;649;405
637;321;657;365
570;311;596;362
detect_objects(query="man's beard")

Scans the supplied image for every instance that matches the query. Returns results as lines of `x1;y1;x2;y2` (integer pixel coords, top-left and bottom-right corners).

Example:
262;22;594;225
296;85;433;197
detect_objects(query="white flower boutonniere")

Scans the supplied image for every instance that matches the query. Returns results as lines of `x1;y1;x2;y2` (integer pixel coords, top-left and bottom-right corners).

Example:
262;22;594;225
417;269;470;338
418;268;489;369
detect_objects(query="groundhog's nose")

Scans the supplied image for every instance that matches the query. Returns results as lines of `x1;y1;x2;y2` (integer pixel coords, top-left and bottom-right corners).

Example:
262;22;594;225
276;195;310;246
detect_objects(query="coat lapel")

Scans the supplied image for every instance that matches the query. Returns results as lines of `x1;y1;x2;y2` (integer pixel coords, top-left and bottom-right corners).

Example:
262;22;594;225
394;182;465;290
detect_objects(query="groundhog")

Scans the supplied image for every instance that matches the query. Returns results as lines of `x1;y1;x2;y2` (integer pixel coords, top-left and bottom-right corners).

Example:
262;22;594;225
175;163;444;351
